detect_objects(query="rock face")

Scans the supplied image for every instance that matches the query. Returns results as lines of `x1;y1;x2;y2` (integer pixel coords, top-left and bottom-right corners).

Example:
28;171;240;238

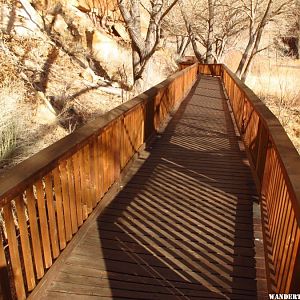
88;29;132;79
0;0;44;36
75;0;119;17
31;0;120;20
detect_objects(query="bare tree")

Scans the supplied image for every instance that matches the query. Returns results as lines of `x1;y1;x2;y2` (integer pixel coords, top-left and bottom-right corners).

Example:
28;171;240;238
206;0;214;63
118;0;179;83
177;0;204;62
235;0;291;81
179;0;248;63
162;3;190;57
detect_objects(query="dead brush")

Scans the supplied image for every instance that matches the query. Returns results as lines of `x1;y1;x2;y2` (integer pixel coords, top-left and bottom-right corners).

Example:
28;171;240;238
243;55;300;154
0;45;27;164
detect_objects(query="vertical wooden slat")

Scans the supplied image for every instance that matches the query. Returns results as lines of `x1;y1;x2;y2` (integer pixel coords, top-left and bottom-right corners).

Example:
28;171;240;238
273;186;288;267
288;224;300;292
109;125;115;185
114;119;121;181
268;154;280;229
89;141;97;209
44;174;60;259
79;149;88;220
266;149;277;215
52;168;66;250
278;214;295;290
0;230;11;300
83;145;93;214
26;187;44;279
103;129;109;193
270;176;285;241
15;195;36;291
256;123;268;184
35;180;52;268
269;163;283;241
3;203;26;299
59;162;72;242
98;134;105;199
93;136;100;201
283;219;297;291
66;159;78;234
72;153;83;226
107;126;114;188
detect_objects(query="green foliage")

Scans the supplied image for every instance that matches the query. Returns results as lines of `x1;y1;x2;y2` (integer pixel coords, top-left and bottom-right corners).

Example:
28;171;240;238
0;120;18;163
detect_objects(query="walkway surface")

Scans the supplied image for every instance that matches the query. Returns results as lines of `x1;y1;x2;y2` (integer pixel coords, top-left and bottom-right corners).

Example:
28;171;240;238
33;76;267;299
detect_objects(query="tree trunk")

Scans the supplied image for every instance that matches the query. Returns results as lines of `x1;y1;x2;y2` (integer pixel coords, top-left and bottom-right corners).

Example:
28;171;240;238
177;36;190;56
206;0;214;63
239;0;273;81
235;34;255;78
179;0;204;62
191;35;204;63
241;24;265;82
132;45;142;82
180;38;190;57
119;0;179;83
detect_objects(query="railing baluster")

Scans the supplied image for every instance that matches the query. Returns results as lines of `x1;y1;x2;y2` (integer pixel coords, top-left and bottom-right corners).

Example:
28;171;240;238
3;203;26;299
72;153;83;226
97;134;105;199
88;141;97;209
279;215;296;291
35;180;52;268
93;137;101;202
26;187;44;279
59;162;72;241
44;174;60;259
66;159;78;234
52;167;66;250
288;226;300;292
78;149;88;220
15;195;36;291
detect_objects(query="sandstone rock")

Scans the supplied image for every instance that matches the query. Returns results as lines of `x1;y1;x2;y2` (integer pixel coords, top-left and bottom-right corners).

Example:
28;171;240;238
80;67;95;82
91;30;123;65
75;0;91;13
112;23;130;42
53;14;68;35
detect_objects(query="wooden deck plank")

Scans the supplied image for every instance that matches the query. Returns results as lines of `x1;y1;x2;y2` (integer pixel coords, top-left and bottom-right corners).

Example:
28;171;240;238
31;76;267;300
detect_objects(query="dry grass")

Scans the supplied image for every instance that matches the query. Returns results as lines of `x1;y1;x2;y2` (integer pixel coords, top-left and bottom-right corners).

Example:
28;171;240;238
245;57;300;154
0;45;27;165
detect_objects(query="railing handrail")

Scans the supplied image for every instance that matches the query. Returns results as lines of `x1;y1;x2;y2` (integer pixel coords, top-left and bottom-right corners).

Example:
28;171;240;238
196;62;300;293
221;64;300;223
0;64;197;208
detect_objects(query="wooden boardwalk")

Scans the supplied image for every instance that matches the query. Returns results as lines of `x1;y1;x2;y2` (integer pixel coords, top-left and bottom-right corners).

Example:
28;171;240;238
32;76;268;299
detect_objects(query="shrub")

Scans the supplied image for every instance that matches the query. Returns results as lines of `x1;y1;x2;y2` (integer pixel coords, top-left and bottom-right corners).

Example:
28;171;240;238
0;120;18;163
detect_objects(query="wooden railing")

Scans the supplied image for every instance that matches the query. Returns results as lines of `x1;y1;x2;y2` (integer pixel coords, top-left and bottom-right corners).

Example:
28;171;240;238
0;64;198;299
198;63;300;293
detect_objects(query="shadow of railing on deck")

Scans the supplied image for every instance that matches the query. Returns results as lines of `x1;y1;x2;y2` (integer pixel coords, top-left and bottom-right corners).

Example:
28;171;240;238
90;77;264;299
